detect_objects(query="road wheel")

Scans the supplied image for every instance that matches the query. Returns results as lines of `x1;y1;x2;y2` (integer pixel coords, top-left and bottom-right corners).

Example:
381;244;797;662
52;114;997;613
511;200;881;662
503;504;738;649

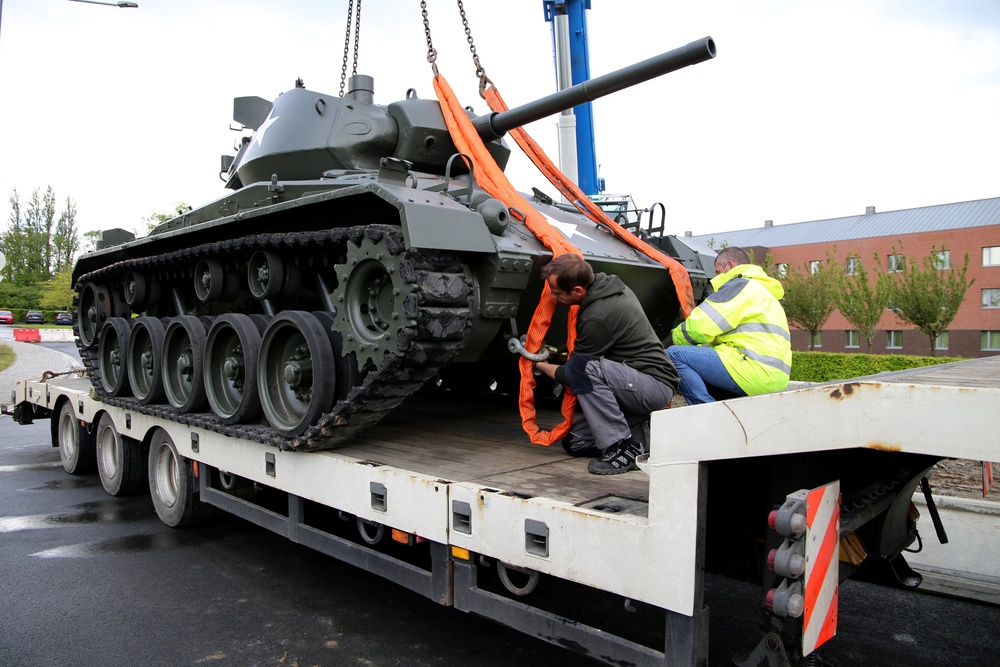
96;412;148;496
98;318;132;397
204;314;263;424
258;311;336;437
162;315;209;412
51;399;96;474
147;428;200;528
127;316;166;404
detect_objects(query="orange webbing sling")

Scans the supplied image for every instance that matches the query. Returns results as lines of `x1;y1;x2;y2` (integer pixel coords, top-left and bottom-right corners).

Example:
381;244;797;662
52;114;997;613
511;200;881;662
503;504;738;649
433;74;577;445
482;86;696;318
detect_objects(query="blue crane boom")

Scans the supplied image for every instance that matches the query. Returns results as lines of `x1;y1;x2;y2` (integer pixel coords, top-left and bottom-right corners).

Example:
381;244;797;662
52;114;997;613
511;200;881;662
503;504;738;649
543;0;602;195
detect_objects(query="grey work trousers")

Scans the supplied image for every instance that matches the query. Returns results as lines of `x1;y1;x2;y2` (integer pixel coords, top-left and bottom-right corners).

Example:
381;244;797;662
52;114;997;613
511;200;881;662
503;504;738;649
562;357;674;456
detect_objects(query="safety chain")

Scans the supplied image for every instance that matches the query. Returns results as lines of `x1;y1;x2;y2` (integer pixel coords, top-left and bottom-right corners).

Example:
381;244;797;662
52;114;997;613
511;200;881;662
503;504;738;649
420;0;438;75
339;0;363;96
456;0;491;95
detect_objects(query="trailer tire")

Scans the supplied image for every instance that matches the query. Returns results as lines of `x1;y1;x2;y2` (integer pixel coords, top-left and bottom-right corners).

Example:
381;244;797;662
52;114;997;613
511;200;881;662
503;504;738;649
96;413;148;496
52;399;96;475
148;428;200;528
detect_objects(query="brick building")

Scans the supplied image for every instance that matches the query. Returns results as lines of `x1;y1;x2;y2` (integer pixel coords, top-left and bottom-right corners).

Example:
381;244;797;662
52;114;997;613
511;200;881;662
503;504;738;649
685;197;1000;358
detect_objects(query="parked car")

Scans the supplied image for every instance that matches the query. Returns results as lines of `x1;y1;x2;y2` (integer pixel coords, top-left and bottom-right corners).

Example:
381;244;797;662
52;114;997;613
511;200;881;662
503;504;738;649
0;310;13;325
55;312;73;325
25;311;45;324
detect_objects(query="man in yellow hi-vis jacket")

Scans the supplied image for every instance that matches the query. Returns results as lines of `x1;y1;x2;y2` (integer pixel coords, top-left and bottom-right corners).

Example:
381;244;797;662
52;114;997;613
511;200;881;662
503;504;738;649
667;247;791;405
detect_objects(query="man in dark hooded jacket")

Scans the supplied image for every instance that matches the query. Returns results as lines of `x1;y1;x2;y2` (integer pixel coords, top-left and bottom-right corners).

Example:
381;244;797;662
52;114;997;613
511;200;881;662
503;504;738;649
534;254;679;474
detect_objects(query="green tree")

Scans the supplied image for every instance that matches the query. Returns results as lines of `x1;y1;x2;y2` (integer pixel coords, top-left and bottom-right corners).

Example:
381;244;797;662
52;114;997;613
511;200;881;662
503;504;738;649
2;189;24;283
82;229;103;253
52;197;80;274
887;245;973;356
826;252;892;353
2;187;80;282
780;261;836;351
142;202;191;234
39;267;75;311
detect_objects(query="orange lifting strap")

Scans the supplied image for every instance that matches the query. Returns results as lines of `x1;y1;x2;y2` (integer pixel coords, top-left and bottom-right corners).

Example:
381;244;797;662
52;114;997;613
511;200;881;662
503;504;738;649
482;86;696;318
434;74;577;446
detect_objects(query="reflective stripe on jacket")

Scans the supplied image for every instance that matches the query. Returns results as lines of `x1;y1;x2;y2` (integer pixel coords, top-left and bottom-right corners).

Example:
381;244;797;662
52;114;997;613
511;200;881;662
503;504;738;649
670;263;791;395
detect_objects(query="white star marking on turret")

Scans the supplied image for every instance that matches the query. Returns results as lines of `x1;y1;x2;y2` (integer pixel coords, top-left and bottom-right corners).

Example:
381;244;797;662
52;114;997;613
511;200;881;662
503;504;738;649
252;112;280;148
542;213;596;244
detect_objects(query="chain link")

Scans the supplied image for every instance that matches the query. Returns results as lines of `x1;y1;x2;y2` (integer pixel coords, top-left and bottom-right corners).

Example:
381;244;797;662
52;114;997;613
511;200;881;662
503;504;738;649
352;0;362;78
339;0;355;96
420;0;439;75
339;0;363;97
456;0;492;96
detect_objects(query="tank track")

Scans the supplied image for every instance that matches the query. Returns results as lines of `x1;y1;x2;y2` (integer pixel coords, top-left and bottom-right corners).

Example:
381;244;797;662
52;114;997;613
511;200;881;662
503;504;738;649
74;225;473;452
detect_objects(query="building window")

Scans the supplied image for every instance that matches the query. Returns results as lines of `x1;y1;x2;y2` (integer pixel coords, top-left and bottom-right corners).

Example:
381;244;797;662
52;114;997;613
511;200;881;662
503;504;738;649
845;330;860;348
983;331;1000;351
809;260;822;275
845;257;861;276
810;331;822;349
886;330;903;349
932;249;951;270
983;288;1000;309
984;247;1000;267
887;253;904;273
776;263;788;278
935;331;949;351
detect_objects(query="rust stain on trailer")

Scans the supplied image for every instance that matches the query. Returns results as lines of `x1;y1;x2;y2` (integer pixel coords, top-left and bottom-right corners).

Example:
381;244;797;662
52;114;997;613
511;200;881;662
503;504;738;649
865;441;903;452
828;383;861;400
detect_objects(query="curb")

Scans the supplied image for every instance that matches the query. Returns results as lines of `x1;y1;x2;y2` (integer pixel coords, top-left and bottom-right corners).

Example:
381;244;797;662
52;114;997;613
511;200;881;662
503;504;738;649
913;493;1000;515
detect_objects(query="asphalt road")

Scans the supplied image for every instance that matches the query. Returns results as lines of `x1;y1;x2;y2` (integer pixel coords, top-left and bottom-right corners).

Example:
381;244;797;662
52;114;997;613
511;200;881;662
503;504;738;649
1;340;998;666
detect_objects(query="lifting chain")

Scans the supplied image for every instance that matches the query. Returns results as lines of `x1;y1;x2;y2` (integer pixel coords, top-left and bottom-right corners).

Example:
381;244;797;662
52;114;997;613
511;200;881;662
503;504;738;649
339;0;363;97
456;0;492;96
420;0;438;76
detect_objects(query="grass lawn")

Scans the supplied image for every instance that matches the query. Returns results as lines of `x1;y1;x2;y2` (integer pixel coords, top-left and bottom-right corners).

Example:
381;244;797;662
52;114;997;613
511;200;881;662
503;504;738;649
9;324;72;329
0;343;14;373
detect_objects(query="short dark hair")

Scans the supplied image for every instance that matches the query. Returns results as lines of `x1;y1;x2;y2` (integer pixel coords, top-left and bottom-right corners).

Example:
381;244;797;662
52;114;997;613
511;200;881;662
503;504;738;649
716;247;751;266
540;253;595;292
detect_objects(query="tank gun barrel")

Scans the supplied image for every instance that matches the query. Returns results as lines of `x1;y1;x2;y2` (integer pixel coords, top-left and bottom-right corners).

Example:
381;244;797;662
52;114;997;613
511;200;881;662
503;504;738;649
473;36;716;140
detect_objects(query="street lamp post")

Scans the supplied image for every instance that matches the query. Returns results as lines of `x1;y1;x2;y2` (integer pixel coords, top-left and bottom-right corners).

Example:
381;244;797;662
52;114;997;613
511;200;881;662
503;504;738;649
1;0;139;42
66;1;139;7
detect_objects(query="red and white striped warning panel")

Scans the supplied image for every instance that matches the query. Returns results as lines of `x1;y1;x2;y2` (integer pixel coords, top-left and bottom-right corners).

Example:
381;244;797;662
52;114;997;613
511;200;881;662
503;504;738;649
984;462;994;497
802;480;840;656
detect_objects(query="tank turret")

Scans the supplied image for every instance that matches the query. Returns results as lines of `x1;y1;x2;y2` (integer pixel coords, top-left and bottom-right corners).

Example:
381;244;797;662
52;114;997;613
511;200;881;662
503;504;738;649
72;36;716;451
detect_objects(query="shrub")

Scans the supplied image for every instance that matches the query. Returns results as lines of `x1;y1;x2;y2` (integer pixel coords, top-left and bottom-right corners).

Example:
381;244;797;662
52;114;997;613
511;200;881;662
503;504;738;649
789;351;964;383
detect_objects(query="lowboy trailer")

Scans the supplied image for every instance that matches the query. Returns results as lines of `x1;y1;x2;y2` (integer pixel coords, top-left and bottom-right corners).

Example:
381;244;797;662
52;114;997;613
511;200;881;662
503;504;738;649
9;356;998;665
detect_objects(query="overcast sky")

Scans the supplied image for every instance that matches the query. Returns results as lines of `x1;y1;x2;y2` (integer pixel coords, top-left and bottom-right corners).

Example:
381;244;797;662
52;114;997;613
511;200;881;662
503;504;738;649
1;0;998;242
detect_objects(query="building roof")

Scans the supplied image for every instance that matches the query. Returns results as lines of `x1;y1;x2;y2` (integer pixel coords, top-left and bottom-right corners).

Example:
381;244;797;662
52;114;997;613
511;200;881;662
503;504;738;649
686;196;1000;249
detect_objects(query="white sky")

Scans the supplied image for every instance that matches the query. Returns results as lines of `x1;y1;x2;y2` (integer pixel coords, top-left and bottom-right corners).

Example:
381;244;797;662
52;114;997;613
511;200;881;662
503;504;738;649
1;0;998;240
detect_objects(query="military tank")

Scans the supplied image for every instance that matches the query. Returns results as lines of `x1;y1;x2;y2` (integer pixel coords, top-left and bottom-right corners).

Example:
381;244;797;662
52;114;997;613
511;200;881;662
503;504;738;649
73;37;715;452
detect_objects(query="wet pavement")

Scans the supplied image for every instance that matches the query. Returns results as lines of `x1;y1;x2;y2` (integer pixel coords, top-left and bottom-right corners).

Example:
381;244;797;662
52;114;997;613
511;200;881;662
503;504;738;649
0;326;82;405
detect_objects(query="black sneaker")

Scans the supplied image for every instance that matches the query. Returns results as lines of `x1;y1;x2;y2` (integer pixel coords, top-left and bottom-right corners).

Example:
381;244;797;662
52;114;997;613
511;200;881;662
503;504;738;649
588;439;642;475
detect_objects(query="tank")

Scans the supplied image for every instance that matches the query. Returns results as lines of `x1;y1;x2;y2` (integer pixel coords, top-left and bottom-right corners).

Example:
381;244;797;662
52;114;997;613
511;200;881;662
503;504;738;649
73;37;716;452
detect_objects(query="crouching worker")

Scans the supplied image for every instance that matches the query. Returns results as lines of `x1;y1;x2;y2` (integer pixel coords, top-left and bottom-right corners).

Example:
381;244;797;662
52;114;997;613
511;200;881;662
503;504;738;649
533;254;679;475
667;247;791;405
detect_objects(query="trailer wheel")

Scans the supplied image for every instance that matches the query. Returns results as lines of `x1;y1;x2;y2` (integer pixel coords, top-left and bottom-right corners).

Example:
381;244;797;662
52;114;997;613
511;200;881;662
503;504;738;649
52;400;96;474
96;413;148;496
148;428;199;528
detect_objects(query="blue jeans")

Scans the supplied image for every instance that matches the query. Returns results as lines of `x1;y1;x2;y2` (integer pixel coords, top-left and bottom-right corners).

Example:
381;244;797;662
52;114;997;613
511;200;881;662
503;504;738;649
666;345;746;405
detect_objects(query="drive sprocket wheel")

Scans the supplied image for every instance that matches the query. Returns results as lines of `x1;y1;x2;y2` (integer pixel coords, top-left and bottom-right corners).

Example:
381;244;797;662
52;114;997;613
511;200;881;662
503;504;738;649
332;233;414;369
